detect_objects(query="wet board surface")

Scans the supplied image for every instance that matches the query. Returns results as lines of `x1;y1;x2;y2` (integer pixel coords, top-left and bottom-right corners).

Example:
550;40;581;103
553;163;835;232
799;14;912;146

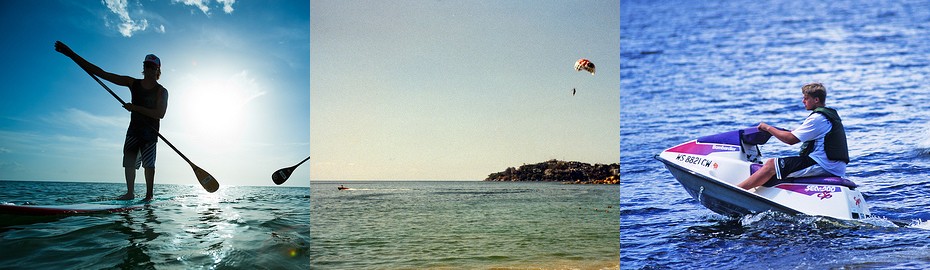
0;202;146;216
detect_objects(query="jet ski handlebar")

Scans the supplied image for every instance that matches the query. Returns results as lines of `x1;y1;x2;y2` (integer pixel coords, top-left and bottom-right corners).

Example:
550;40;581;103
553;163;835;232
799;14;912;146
741;125;788;145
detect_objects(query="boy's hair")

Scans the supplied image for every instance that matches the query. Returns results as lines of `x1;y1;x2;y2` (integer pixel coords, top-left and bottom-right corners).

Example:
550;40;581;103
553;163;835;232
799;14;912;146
802;82;827;103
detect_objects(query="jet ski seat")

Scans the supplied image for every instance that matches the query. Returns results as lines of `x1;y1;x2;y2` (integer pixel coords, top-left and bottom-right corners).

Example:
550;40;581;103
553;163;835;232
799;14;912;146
750;164;859;189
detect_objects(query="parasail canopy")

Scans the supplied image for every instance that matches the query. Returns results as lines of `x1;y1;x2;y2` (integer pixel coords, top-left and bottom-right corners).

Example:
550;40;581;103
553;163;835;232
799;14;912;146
574;58;595;75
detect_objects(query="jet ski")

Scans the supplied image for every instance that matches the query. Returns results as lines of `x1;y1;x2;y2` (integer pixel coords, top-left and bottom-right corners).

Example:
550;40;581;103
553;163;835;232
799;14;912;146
655;126;871;221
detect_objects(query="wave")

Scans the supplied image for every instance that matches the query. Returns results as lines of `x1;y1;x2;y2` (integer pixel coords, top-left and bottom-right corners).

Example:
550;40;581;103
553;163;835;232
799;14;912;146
619;206;673;216
916;147;930;158
910;219;930;230
888;63;929;69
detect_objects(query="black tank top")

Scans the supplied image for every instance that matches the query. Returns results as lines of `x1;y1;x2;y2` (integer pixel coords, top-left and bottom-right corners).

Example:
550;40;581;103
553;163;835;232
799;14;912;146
127;79;166;142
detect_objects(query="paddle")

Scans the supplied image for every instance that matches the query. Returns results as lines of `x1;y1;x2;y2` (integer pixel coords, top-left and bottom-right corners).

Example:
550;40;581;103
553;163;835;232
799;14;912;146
273;155;310;185
70;60;220;193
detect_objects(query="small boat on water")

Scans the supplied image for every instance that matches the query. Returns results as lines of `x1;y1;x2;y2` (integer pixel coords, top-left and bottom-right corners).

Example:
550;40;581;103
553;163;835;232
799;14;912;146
337;185;349;190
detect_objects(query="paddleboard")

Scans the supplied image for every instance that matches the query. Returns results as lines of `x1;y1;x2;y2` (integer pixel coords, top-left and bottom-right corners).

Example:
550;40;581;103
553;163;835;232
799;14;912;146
0;202;146;216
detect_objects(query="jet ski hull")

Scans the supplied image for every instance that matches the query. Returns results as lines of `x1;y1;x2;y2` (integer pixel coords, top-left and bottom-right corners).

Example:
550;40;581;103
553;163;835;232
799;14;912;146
658;155;802;217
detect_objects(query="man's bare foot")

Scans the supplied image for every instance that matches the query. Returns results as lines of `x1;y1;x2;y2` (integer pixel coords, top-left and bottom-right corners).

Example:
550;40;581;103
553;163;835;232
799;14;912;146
116;193;134;200
142;195;153;202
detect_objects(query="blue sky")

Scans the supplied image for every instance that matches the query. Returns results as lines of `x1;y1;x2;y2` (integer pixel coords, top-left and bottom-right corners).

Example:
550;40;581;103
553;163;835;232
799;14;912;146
310;1;619;180
0;1;309;187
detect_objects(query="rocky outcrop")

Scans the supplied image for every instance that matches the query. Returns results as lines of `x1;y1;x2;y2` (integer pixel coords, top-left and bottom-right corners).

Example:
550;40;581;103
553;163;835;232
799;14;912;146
484;159;619;184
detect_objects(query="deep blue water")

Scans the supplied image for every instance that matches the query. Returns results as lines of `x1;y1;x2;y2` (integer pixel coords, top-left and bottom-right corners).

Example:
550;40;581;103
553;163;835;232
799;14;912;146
622;0;930;269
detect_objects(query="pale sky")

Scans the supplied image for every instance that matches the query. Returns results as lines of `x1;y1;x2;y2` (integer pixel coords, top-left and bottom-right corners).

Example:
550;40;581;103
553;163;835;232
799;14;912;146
0;1;309;187
310;1;619;180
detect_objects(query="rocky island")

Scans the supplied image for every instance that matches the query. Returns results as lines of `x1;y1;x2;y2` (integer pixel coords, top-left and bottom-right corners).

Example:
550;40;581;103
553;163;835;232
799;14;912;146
484;159;619;184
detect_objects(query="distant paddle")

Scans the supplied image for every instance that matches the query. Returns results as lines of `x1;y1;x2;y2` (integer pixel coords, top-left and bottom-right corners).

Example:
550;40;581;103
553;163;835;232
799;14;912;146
66;56;220;193
273;156;310;185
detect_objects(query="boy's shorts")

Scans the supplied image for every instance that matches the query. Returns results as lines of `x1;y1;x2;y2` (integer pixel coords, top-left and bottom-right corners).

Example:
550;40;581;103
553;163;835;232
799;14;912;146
123;135;156;169
773;156;829;180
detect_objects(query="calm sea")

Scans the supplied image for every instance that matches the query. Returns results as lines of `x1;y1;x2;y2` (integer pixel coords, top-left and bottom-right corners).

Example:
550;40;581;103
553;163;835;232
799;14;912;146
622;0;930;269
310;181;620;269
0;181;310;269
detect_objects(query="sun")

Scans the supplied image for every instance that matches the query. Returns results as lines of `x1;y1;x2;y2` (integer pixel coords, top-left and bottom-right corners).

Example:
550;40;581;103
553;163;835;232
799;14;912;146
176;70;264;142
187;90;242;134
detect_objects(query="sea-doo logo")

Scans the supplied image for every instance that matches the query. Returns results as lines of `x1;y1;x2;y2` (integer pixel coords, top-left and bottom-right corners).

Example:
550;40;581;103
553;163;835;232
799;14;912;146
712;145;739;152
804;186;837;193
775;184;841;196
676;154;712;167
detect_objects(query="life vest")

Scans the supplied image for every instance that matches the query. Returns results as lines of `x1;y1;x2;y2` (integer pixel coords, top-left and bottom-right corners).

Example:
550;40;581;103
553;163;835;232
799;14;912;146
799;107;849;163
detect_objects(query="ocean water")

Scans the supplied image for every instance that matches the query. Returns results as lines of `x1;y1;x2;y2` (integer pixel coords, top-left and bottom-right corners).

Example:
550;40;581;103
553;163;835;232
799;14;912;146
0;181;310;269
310;181;619;269
622;0;930;269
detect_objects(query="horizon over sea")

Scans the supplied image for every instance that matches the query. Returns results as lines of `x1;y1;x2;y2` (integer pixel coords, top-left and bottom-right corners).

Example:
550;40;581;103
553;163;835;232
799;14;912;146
0;180;310;269
622;0;930;269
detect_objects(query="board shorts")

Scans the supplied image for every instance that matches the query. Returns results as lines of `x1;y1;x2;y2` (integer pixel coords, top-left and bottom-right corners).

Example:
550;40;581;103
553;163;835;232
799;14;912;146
123;135;156;169
773;156;831;180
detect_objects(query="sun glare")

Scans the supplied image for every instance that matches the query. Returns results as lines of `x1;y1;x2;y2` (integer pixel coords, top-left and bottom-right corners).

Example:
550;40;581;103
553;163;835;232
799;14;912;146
188;89;242;134
178;70;264;143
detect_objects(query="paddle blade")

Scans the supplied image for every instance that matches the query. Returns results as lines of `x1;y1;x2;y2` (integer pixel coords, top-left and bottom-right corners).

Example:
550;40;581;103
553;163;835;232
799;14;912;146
272;167;294;185
193;165;220;193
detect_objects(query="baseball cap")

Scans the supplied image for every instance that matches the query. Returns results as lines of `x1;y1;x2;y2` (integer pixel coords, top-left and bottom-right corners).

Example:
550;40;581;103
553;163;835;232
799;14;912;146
143;54;161;68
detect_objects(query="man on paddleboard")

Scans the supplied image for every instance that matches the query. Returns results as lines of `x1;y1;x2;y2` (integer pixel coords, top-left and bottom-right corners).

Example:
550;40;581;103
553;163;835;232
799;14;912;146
737;82;849;190
55;41;168;201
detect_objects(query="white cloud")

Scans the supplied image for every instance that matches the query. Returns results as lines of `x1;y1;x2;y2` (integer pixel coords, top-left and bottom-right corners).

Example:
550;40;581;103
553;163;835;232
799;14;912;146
217;0;236;14
98;0;236;37
174;0;236;15
41;108;128;131
102;0;148;37
176;0;210;14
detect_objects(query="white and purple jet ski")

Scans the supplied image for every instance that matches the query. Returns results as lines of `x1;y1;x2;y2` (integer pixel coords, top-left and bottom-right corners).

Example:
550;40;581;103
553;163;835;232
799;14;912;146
655;126;871;221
